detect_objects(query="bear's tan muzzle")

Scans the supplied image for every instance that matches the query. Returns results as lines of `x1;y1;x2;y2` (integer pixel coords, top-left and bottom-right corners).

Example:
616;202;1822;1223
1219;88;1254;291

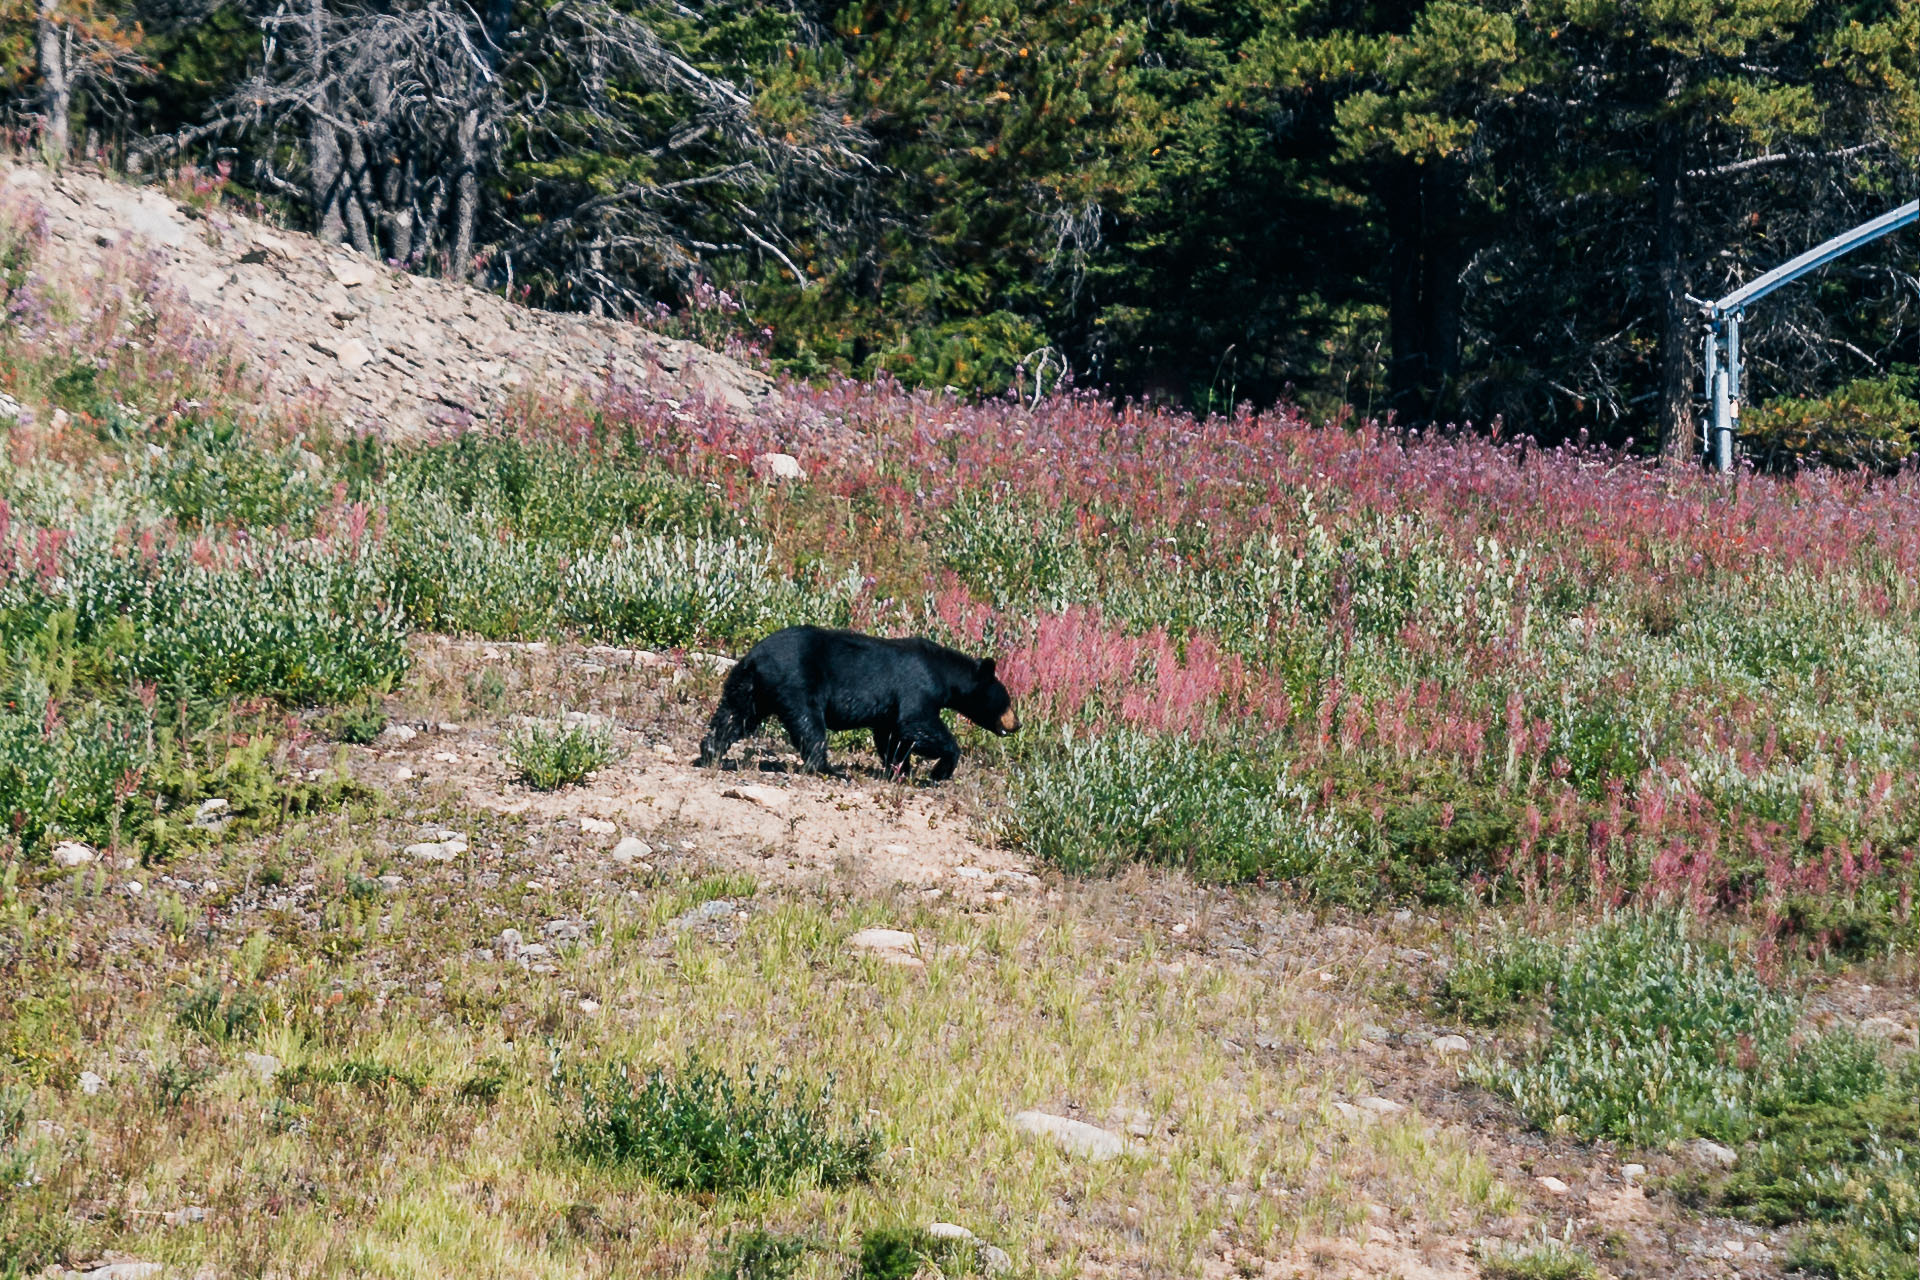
999;709;1020;733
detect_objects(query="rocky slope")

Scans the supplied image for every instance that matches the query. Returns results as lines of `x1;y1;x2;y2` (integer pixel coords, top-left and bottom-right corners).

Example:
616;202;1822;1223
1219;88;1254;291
0;163;772;436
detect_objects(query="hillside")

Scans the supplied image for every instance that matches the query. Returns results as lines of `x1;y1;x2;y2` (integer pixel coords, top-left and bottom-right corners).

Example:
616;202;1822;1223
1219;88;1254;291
0;164;1912;1280
0;164;771;435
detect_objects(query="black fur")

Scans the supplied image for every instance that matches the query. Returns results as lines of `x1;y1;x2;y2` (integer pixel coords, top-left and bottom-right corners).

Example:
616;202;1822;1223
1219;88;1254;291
697;626;1020;780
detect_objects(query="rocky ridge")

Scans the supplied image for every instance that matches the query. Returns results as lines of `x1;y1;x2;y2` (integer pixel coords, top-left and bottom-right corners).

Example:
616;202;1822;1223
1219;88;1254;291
0;163;772;436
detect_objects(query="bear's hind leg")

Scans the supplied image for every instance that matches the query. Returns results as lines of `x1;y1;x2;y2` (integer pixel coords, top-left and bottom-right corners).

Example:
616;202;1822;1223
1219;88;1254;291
903;717;961;781
874;727;911;779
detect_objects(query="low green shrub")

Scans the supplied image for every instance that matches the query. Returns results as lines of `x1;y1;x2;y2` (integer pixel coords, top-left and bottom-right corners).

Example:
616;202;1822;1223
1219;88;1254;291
506;723;619;791
998;727;1357;882
1476;1234;1600;1280
559;534;860;650
1715;1053;1918;1280
857;1225;978;1280
707;1229;813;1280
554;1055;878;1195
1463;912;1889;1152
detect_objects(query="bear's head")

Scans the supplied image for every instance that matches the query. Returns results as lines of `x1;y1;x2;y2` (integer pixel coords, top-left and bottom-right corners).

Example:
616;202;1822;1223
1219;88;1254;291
959;657;1020;735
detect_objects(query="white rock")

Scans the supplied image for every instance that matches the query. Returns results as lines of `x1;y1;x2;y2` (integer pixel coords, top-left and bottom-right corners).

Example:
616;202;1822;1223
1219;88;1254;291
1356;1096;1405;1116
1688;1138;1738;1168
580;817;617;836
77;1070;106;1095
497;928;524;959
1430;1034;1472;1056
980;1244;1012;1274
405;840;460;862
927;1223;975;1242
1621;1163;1647;1182
751;451;807;481
81;1263;164;1280
381;724;418;743
378;875;404;891
578;999;601;1014
436;722;460;733
196;798;230;820
848;928;918;954
51;840;97;867
243;1052;281;1081
431;751;460;763
124;880;144;896
1536;1175;1571;1195
392;766;414;782
328;256;378;287
652;742;678;759
543;918;584;942
1012;1110;1131;1161
721;784;788;812
611;837;652;865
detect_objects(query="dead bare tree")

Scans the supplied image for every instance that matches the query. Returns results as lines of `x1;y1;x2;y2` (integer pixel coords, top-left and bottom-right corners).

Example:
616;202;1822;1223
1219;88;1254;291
188;0;864;304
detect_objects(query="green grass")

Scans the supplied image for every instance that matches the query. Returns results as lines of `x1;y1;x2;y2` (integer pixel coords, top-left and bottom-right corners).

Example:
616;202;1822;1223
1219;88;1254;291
506;723;620;790
1712;1053;1919;1280
1476;1234;1601;1280
555;1056;880;1195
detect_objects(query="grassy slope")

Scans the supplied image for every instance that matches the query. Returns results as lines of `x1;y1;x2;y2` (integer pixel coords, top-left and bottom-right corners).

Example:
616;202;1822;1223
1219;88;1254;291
0;186;1911;1279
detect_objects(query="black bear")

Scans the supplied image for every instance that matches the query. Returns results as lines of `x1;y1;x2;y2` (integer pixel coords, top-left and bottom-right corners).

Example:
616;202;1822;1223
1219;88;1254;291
697;625;1019;780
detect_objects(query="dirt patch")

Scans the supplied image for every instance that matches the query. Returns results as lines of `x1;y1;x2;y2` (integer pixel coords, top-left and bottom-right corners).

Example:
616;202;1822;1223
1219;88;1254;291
357;636;1035;897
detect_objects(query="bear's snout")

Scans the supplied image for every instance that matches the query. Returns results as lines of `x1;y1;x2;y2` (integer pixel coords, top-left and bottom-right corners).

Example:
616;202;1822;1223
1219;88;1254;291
998;708;1020;734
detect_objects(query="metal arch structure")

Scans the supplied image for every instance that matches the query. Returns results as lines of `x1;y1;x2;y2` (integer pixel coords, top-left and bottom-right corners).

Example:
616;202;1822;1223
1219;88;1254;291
1697;199;1920;473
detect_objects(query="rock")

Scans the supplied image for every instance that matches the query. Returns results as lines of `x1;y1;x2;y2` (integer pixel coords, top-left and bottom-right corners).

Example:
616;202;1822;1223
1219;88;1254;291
243;1052;281;1081
1536;1175;1571;1195
497;928;524;960
405;839;463;862
51;840;97;867
1012;1110;1131;1162
377;875;404;891
431;751;460;763
1860;1016;1905;1040
1429;1034;1472;1056
979;1244;1013;1274
751;451;807;482
577;999;601;1014
328;256;379;287
80;1263;164;1280
579;817;617;836
670;899;737;931
652;742;678;759
1687;1138;1738;1169
436;722;460;733
611;837;652;865
1356;1096;1405;1116
543;918;585;942
195;798;229;820
392;766;414;782
77;1070;106;1095
721;784;788;813
927;1223;975;1242
124;880;144;896
848;927;918;953
1621;1163;1647;1182
381;724;418;743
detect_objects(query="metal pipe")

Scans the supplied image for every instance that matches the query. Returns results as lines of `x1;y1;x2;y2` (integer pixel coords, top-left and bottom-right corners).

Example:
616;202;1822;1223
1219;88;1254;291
1702;325;1719;463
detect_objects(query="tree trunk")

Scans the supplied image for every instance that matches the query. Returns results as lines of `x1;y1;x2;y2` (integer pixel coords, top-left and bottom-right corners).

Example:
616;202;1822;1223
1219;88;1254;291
37;0;71;160
1384;159;1467;426
1654;67;1694;460
306;0;344;244
345;130;375;256
453;106;479;281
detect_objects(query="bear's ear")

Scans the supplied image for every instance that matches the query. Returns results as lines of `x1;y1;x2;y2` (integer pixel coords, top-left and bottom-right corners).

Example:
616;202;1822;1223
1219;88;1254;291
979;657;997;680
